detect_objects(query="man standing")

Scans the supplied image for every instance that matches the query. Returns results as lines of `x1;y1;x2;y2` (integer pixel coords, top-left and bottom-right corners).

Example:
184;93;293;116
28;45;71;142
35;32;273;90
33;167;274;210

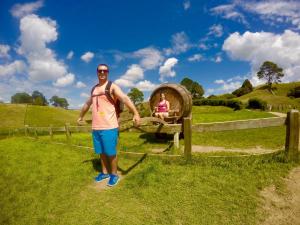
77;64;140;187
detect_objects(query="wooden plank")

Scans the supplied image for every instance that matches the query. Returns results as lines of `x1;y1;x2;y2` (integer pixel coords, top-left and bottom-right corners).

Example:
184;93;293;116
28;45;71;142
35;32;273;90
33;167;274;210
192;117;286;132
65;123;71;142
125;124;182;134
25;125;28;136
184;117;192;161
69;126;92;133
49;125;53;140
174;132;179;149
285;110;299;162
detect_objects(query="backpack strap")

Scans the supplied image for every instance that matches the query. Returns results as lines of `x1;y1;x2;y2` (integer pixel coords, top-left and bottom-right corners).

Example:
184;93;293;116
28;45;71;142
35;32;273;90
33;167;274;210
105;81;115;105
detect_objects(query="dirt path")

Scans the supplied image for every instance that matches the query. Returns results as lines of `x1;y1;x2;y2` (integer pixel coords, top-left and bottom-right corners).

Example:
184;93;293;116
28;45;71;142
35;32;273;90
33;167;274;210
260;166;300;225
88;173;124;191
191;145;279;154
269;112;287;117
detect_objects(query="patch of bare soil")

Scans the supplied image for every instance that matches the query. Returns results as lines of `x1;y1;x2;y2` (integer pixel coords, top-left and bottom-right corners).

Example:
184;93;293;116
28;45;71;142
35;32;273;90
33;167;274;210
260;167;300;225
192;145;278;154
88;174;124;192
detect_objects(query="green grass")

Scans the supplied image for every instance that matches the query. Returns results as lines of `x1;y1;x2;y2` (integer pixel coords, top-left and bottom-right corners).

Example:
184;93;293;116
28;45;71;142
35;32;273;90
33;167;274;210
192;106;275;123
237;81;300;109
38;132;173;154
0;104;88;129
191;126;285;150
0;137;296;225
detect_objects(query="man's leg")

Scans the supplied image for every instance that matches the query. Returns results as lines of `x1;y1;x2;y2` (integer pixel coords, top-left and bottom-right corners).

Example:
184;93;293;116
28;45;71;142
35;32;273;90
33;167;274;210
108;155;118;175
100;154;111;174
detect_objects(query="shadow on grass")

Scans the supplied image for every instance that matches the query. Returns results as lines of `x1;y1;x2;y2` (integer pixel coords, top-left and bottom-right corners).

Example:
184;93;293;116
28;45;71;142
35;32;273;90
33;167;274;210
82;153;148;175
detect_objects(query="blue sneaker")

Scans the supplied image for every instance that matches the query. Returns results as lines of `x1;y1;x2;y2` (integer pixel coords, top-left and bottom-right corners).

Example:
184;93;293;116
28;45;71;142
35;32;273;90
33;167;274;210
107;174;119;187
95;173;110;182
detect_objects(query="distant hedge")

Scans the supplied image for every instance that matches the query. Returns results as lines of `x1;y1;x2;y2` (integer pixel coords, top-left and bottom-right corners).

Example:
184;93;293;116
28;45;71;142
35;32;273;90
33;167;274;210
193;99;243;110
287;86;300;98
247;98;267;110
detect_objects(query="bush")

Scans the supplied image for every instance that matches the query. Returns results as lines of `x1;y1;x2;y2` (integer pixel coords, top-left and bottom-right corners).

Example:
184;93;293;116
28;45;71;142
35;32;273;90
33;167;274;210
193;99;243;110
247;98;267;110
287;86;300;98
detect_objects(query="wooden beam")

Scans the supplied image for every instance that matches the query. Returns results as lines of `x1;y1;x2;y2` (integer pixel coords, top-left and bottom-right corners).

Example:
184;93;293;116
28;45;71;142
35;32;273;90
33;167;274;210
184;117;192;161
192;117;286;132
285;110;299;162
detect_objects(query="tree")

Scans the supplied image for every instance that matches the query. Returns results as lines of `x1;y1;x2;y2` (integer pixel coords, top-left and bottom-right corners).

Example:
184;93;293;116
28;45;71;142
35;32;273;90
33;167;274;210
232;79;253;97
50;95;69;109
11;92;32;104
32;90;48;106
257;61;284;91
180;77;204;99
127;88;144;105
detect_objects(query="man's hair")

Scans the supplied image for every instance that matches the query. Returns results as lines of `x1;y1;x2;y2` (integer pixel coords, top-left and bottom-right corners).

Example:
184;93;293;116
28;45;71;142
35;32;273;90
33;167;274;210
97;64;109;72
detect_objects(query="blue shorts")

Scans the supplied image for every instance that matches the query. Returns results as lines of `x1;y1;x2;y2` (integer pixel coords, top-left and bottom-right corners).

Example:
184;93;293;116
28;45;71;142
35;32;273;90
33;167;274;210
92;128;119;156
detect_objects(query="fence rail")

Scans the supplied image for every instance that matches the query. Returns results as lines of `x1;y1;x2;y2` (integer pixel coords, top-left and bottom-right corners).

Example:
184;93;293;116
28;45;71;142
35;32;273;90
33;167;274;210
3;110;300;162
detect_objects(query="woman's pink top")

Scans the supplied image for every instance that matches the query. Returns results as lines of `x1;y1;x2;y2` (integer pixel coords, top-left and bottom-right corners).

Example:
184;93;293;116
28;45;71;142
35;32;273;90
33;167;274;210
91;83;119;130
157;100;168;112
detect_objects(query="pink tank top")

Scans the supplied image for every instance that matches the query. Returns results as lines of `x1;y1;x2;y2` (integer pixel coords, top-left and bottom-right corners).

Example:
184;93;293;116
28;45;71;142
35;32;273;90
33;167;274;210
157;100;168;112
91;83;119;130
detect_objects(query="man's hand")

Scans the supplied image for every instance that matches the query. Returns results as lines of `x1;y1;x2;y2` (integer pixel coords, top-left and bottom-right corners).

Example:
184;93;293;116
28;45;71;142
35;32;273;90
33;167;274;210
133;114;141;127
77;117;84;125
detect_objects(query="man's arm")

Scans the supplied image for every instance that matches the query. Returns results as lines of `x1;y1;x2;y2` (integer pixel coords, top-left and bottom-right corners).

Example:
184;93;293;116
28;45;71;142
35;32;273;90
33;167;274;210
77;97;92;123
112;83;141;126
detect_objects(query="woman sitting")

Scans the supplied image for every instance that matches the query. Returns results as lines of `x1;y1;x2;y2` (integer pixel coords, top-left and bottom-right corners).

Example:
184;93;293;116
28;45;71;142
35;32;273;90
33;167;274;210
154;93;170;120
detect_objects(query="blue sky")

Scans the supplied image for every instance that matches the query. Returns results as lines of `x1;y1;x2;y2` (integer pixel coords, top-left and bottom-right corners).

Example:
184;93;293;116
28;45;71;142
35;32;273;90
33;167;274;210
1;0;300;108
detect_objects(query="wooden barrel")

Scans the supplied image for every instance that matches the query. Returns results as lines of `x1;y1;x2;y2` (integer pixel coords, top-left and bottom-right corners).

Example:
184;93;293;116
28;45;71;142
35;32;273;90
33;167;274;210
149;83;192;122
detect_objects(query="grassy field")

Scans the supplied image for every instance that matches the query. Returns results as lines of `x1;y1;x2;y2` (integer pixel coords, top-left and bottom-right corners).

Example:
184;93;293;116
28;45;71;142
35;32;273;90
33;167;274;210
0;137;296;225
192;106;275;123
0;104;88;129
237;81;300;109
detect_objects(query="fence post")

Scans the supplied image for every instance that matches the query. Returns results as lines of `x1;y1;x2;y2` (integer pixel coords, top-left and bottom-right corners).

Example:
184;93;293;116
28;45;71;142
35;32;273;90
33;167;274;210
285;110;299;162
25;125;29;136
34;127;38;140
49;125;53;141
184;117;192;161
65;123;71;143
173;132;179;149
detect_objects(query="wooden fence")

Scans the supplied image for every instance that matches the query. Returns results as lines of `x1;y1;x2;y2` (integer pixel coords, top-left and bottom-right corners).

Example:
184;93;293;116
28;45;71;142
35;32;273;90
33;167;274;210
7;110;300;162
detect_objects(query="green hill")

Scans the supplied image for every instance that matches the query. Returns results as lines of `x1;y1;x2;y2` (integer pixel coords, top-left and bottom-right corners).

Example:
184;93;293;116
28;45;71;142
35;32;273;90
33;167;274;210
0;104;89;129
236;81;300;110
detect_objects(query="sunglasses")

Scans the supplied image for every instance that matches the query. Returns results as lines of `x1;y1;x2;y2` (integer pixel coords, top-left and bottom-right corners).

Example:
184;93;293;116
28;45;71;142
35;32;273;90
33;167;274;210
97;69;109;74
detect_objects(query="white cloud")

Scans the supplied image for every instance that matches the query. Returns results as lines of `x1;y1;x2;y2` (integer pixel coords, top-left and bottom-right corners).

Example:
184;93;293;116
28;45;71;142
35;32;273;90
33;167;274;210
75;81;87;88
136;80;158;91
214;79;225;84
208;24;223;37
223;29;300;84
53;73;75;87
80;92;90;98
243;0;300;30
0;44;10;58
198;43;209;50
67;51;74;60
188;54;203;62
210;4;248;25
115;64;144;88
81;51;94;63
115;78;135;88
164;32;192;55
183;1;191;10
10;0;44;18
0;60;27;77
215;55;222;63
17;14;70;82
211;1;300;30
133;47;164;70
210;78;242;95
159;57;178;81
